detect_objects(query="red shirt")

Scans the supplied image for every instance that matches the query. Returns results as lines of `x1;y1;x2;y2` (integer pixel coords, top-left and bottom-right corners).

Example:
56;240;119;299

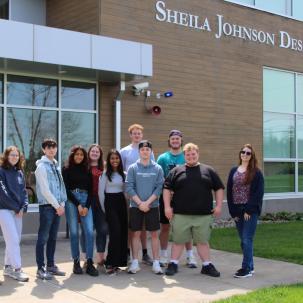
91;166;103;197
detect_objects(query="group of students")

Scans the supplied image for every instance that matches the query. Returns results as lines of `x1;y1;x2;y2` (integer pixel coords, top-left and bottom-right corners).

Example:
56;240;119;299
0;123;264;284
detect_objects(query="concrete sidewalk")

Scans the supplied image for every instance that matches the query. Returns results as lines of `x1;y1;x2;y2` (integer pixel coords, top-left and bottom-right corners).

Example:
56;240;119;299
0;237;302;303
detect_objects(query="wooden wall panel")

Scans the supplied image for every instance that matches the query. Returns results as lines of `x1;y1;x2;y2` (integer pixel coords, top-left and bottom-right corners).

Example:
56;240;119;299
46;0;100;34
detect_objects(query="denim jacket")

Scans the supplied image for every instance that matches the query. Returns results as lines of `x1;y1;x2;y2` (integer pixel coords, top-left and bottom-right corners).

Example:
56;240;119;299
35;156;67;209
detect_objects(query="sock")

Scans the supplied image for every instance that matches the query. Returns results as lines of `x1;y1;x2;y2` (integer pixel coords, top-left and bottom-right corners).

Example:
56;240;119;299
186;250;193;258
132;259;139;264
160;250;168;257
142;249;148;256
153;260;160;265
170;259;179;265
203;261;211;266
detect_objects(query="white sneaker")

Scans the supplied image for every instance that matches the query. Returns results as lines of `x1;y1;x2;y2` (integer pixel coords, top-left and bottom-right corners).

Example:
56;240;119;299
159;256;168;267
9;269;29;282
3;265;13;276
128;261;140;274
152;262;163;275
186;255;197;268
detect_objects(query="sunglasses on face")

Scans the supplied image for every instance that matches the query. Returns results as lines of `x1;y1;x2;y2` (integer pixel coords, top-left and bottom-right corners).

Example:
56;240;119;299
240;150;252;156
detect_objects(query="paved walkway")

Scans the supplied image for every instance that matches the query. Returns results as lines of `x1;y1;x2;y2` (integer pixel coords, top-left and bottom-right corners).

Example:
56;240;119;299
0;237;303;303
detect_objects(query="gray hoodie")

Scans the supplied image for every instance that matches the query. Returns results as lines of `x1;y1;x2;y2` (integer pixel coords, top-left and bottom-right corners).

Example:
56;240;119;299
35;156;67;208
125;160;164;208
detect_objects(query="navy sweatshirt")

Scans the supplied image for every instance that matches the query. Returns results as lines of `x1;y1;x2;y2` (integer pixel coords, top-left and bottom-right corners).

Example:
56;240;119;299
0;166;29;213
227;167;264;217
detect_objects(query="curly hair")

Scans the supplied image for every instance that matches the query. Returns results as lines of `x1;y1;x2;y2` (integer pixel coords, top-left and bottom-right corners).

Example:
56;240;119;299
0;146;25;170
65;145;88;169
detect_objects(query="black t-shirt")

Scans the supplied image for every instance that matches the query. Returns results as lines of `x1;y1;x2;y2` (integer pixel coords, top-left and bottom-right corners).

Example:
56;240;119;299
164;164;225;215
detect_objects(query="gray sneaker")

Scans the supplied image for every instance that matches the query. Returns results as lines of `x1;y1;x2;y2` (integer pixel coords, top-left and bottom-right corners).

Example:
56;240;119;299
3;265;13;276
36;267;53;280
142;254;153;266
47;265;66;276
9;269;29;282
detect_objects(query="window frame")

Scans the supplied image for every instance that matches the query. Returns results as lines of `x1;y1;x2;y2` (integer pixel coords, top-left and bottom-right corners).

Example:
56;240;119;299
0;70;99;210
263;66;303;197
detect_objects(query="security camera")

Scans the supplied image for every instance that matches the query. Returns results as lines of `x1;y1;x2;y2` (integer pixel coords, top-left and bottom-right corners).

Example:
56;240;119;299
132;82;149;95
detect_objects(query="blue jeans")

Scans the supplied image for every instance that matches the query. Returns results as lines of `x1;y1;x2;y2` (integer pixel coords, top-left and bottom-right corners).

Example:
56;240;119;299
36;205;61;269
80;196;108;253
65;191;94;259
235;213;258;271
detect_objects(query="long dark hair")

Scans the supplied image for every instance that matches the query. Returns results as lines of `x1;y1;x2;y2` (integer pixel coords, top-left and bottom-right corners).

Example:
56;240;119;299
238;143;259;184
65;145;88;169
0;146;25;170
105;149;125;182
88;144;104;171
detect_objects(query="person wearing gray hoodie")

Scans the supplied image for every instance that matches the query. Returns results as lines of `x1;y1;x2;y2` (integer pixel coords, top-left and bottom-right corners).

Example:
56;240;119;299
125;140;164;275
35;139;67;280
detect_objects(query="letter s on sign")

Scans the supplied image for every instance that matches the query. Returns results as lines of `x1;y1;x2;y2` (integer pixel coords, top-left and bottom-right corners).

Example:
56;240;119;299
156;1;166;22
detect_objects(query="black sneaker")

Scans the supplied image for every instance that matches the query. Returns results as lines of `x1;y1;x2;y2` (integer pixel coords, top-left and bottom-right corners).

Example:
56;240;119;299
201;263;220;277
86;259;99;277
234;268;252;278
73;259;83;275
165;262;178;276
46;265;66;276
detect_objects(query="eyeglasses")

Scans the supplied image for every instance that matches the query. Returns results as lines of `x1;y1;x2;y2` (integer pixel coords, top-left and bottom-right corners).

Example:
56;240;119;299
240;150;252;156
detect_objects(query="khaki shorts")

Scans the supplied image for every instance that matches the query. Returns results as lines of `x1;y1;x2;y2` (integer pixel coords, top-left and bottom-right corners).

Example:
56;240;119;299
171;214;213;244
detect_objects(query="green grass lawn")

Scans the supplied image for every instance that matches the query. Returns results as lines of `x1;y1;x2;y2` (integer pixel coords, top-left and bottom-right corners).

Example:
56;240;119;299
210;221;303;265
214;283;303;303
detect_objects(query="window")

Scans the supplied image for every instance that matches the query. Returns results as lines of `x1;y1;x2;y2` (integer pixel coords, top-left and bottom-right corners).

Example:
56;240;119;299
61;112;96;162
299;163;303;192
6;108;58;191
0;73;97;204
0;0;9;20
225;0;302;21
263;68;303;194
62;81;95;110
255;0;288;15
7;75;58;107
232;0;254;5
292;0;303;20
264;162;295;193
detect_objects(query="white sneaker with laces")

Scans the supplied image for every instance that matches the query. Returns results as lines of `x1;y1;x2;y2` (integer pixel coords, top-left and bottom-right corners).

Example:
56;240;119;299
152;261;163;275
186;255;198;268
128;261;140;274
9;269;29;282
3;265;13;276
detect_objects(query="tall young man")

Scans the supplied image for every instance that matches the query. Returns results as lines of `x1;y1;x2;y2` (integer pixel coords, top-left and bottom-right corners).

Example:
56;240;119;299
157;130;197;268
125;140;164;274
120;124;155;265
35;139;67;280
164;143;224;277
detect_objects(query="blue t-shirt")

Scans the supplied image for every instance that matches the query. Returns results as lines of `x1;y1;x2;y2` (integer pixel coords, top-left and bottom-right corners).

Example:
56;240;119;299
157;151;185;178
